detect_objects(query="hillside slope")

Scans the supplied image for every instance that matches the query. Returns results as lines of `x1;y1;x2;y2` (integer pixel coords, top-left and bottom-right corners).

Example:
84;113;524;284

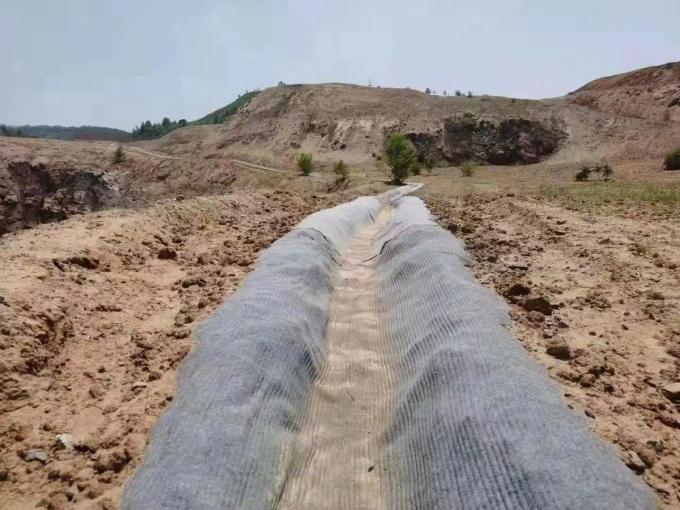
573;61;680;123
220;84;566;166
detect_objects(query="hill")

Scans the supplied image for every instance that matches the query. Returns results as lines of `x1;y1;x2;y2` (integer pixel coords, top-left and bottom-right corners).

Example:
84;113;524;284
572;61;680;123
141;66;680;169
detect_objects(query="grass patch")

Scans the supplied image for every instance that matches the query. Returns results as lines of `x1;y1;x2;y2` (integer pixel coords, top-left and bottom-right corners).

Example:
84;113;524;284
538;181;680;207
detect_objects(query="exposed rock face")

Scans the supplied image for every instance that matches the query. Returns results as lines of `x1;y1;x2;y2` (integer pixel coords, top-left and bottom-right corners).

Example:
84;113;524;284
406;114;565;165
0;162;114;234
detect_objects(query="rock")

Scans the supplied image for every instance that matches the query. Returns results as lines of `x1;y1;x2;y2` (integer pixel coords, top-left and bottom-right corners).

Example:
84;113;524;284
75;436;100;453
89;384;104;399
504;282;530;298
625;450;646;474
24;448;49;463
658;411;680;429
157;247;177;260
55;433;74;450
172;327;191;339
527;311;545;323
132;332;153;350
546;341;571;360
580;373;597;388
521;295;553;315
94;448;130;473
131;381;147;390
94;303;122;312
661;382;680;402
181;276;205;288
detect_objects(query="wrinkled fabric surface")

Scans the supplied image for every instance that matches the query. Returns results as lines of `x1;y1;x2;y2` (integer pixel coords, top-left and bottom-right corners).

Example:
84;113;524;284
122;188;654;509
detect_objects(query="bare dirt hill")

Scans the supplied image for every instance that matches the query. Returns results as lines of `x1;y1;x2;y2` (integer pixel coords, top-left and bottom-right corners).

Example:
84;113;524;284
137;77;680;173
573;61;680;123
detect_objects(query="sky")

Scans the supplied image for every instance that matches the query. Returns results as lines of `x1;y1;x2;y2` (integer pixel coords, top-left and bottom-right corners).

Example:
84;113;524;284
1;0;679;131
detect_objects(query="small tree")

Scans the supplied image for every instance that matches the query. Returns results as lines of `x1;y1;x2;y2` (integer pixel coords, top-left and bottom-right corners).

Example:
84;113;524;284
425;88;431;95
460;160;477;177
113;145;125;164
333;159;350;180
664;148;680;170
467;91;473;98
384;133;418;184
297;153;314;175
455;90;462;97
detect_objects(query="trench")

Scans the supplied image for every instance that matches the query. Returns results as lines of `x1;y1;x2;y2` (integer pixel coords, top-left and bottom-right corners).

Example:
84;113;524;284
275;206;397;510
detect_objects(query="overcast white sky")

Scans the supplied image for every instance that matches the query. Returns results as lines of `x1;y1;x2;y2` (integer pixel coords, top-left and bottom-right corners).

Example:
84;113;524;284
2;0;679;130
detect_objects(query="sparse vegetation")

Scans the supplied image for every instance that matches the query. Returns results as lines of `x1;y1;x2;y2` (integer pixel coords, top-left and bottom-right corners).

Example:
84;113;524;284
297;153;314;175
540;181;680;207
460;160;478;177
113;145;125;164
664;148;680;170
575;162;614;181
384;133;419;184
333;159;350;180
575;165;592;181
194;90;260;125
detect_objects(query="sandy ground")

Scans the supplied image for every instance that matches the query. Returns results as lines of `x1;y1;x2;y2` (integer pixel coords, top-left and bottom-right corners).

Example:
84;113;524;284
0;189;336;510
426;188;680;508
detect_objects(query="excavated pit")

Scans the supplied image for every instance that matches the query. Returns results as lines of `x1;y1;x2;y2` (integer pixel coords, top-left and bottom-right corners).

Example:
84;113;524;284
0;161;114;235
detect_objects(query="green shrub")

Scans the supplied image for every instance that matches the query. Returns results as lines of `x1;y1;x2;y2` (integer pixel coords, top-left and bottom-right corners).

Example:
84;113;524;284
333;159;350;180
460;160;478;177
665;148;680;170
576;162;614;181
384;134;418;184
575;165;592;181
598;163;614;180
297;153;314;175
113;145;125;164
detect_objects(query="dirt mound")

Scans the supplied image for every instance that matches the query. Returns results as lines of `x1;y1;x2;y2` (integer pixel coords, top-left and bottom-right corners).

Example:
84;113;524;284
0;161;114;234
218;84;566;166
573;62;680;123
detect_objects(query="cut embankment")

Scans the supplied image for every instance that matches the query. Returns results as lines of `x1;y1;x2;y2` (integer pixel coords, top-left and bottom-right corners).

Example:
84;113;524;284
122;189;654;509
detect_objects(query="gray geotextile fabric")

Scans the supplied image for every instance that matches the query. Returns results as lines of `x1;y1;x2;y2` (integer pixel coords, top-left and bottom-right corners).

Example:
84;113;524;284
375;222;653;509
122;191;654;509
